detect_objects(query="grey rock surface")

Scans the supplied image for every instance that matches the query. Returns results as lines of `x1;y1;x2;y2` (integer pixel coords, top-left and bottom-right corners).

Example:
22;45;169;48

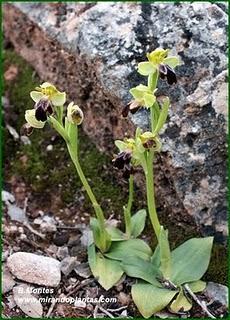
13;284;43;318
3;2;228;242
7;252;61;287
2;265;16;294
205;281;228;308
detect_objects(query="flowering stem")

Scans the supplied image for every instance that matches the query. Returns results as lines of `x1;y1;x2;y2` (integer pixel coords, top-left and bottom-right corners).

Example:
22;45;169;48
145;150;161;241
51;117;105;228
124;174;134;237
145;70;161;241
68;146;105;226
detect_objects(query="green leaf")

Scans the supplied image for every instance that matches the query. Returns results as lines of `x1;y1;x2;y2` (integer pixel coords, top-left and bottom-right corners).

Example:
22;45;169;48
153;97;170;134
170;289;192;313
159;227;171;279
105;239;152;261
122;256;161;286
138;62;156;76
171;237;213;285
48;116;69;142
151;245;161;268
187;280;206;293
132;282;178;318
90;218;111;253
163;56;181;68
88;244;123;290
130;209;147;237
144;93;156;108
106;226;127;241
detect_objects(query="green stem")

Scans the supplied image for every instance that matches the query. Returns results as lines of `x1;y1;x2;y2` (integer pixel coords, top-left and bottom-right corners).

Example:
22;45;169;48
145;150;161;240
148;70;159;92
148;71;159;132
66;124;105;226
68;144;105;226
124;174;134;237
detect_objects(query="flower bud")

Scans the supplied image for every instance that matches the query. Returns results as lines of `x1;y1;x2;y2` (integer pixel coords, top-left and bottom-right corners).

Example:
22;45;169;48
67;102;84;125
20;123;33;136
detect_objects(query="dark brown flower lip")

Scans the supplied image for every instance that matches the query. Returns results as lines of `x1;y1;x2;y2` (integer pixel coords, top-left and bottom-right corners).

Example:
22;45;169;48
143;139;156;149
35;98;53;121
159;64;177;85
112;151;132;170
122;163;134;179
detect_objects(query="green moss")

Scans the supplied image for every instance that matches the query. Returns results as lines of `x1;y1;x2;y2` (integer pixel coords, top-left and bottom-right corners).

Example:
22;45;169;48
4;49;227;285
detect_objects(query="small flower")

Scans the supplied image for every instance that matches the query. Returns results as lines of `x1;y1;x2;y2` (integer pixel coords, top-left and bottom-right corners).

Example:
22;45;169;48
138;48;180;85
67;102;84;125
35;98;53;122
25;109;46;129
140;131;162;151
30;82;66;106
122;85;157;117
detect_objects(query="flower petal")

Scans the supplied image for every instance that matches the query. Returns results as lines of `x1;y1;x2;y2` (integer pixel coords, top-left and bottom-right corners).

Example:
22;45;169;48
138;62;156;76
25;109;46;128
144;93;156;108
51;92;66;106
163;56;181;68
30;91;44;103
130;85;149;100
40;82;55;89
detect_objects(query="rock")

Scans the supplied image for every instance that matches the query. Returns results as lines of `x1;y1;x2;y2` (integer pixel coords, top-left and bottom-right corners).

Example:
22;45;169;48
13;284;43;318
205;282;228;307
118;292;131;306
80;227;93;247
40;215;57;233
74;262;92;279
7;204;27;223
3;3;227;242
7;252;61;287
7;295;16;309
56;246;69;260
2;266;16;294
6;124;19;140
2;190;15;203
74;299;87;308
53;231;70;246
60;257;79;276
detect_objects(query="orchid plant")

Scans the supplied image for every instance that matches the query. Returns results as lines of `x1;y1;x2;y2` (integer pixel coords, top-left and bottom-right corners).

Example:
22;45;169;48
22;48;214;318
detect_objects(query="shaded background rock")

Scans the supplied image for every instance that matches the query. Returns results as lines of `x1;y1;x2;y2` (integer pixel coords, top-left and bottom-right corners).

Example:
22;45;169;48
3;2;228;243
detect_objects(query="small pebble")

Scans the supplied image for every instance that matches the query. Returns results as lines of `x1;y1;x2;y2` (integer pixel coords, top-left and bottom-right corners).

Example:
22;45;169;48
60;257;79;276
9;226;18;234
18;227;24;234
46;144;53;151
53;232;70;246
74;299;86;308
56;246;69;260
19;234;27;241
118;292;130;305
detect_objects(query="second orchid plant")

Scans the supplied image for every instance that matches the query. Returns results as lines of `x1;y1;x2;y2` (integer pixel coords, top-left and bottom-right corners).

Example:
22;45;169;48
22;48;214;318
